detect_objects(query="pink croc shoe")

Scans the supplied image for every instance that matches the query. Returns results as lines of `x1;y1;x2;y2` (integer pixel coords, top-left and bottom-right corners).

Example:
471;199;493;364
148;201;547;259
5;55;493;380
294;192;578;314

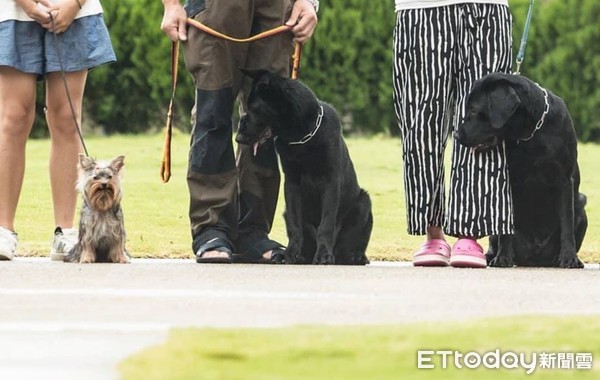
413;239;451;267
450;238;487;268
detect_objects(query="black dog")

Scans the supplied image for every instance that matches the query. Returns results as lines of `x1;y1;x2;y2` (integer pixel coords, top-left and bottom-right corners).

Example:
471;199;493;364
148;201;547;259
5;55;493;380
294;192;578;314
236;69;372;265
455;73;587;268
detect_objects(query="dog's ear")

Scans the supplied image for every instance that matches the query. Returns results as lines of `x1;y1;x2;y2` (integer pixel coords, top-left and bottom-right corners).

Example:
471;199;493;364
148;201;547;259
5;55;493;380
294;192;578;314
488;85;521;129
110;156;125;172
78;154;96;171
240;68;271;81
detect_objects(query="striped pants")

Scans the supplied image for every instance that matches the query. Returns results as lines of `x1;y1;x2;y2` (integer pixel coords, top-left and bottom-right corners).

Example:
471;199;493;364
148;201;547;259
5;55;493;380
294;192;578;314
392;3;514;238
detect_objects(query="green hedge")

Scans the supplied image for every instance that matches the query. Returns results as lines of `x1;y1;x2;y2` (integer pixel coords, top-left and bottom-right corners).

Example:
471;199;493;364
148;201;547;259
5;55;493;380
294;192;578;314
30;0;599;141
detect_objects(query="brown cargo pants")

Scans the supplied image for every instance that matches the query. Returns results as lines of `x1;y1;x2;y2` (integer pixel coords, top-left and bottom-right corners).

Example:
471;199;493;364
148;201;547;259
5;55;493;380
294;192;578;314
182;0;294;254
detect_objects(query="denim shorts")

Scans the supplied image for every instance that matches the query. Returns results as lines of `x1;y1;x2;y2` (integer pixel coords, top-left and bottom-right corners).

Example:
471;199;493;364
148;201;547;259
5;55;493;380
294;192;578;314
0;15;116;76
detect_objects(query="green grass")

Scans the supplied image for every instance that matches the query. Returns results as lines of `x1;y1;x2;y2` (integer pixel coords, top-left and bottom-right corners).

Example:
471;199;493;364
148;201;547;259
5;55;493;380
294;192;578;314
16;133;600;262
119;316;600;380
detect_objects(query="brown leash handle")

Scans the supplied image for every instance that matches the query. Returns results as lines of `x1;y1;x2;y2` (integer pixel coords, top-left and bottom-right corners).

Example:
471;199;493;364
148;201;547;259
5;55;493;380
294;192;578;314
161;19;302;183
186;18;292;42
291;43;302;79
160;41;179;183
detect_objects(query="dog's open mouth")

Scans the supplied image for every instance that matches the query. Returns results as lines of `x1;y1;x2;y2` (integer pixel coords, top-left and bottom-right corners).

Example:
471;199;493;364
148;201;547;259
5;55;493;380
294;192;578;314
473;136;499;153
252;128;273;156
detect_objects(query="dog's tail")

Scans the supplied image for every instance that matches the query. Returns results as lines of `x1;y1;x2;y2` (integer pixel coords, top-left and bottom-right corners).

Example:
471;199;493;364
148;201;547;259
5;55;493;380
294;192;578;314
577;193;587;209
575;193;588;253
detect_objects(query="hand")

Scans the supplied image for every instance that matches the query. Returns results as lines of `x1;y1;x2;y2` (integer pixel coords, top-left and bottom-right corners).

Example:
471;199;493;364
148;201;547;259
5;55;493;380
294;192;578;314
161;1;188;41
285;0;318;44
40;0;81;33
14;0;53;25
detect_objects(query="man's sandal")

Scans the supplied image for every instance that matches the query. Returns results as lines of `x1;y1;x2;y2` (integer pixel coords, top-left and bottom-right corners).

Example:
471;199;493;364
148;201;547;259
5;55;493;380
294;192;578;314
195;237;233;264
232;239;286;264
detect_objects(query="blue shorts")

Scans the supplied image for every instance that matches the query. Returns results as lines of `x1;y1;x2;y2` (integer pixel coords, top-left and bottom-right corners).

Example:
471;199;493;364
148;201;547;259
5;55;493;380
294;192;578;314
0;15;116;76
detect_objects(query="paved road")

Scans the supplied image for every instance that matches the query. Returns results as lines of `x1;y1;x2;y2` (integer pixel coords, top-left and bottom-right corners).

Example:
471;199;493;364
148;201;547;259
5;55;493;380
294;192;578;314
1;258;599;379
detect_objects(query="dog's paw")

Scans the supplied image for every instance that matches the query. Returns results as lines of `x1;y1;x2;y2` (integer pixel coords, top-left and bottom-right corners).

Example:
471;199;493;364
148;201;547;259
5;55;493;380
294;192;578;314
313;252;335;265
79;250;95;263
488;255;514;268
558;255;584;269
284;247;301;264
116;255;131;264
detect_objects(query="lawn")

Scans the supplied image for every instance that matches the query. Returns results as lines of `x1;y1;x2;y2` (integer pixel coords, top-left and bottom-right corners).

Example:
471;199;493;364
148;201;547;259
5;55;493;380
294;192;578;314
15;133;600;262
119;316;600;380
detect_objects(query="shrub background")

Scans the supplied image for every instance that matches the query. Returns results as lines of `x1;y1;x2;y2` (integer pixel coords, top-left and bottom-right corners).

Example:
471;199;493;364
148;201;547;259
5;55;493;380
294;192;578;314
31;0;599;141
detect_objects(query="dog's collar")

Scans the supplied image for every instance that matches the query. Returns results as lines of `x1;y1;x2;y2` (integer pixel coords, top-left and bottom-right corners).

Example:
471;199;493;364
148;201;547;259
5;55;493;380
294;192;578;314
518;83;550;143
287;103;324;145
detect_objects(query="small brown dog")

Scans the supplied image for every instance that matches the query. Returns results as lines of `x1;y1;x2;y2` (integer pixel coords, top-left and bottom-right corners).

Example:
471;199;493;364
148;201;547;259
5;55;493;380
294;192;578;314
66;154;130;263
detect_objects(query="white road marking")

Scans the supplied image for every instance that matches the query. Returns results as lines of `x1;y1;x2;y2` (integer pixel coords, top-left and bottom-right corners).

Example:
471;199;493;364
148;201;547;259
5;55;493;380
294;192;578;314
0;288;401;300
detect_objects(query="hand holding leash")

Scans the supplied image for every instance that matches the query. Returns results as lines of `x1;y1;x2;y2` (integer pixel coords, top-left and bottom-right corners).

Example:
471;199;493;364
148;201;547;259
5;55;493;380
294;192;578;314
161;1;188;41
285;0;318;43
41;0;80;33
15;0;53;24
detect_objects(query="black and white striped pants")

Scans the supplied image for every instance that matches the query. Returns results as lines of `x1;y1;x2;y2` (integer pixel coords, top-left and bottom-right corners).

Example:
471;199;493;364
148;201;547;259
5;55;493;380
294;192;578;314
392;3;514;238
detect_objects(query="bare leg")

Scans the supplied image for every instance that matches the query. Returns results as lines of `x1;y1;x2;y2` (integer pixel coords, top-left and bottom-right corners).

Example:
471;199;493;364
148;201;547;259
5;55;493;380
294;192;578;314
0;67;37;231
45;70;87;228
426;226;445;240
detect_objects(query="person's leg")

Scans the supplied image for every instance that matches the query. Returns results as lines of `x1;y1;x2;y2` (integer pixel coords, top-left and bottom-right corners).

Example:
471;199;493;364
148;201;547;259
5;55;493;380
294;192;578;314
447;3;514;267
182;1;254;261
234;0;294;261
0;67;36;259
0;67;37;231
45;70;86;229
392;7;458;265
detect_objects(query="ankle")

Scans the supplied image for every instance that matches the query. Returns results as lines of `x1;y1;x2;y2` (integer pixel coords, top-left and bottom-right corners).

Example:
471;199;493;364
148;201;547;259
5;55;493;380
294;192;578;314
426;226;445;241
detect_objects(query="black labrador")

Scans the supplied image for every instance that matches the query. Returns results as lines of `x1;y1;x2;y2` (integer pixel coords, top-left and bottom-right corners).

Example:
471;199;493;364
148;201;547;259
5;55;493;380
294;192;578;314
455;73;587;268
236;69;372;265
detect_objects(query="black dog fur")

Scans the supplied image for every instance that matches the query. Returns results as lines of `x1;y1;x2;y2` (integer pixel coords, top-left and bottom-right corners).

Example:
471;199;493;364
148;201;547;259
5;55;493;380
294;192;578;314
236;69;372;265
455;72;587;268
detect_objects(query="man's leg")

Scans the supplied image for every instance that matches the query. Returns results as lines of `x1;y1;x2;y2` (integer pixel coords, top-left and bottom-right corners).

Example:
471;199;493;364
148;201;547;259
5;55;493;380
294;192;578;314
182;1;254;260
234;0;294;260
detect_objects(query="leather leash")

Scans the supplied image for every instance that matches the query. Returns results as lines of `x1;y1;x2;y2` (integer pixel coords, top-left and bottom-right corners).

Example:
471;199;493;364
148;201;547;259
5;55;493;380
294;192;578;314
161;18;302;183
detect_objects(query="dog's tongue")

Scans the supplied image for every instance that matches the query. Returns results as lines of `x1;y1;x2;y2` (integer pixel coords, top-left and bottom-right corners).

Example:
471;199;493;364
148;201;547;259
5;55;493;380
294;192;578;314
253;142;259;156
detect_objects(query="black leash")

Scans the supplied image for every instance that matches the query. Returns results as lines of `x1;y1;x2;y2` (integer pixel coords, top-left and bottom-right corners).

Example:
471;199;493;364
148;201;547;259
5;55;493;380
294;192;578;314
48;13;90;157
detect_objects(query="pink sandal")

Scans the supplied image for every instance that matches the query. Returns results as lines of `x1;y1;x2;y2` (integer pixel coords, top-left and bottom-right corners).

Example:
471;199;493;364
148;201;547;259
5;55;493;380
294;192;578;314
450;238;487;268
413;239;451;267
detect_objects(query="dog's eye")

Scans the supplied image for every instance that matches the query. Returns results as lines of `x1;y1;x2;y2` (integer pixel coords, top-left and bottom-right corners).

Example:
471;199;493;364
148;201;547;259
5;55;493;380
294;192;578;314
93;175;99;180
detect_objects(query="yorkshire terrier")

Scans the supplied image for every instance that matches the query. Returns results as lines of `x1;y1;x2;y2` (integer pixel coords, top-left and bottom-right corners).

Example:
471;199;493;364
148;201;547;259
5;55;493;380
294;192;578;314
66;154;130;263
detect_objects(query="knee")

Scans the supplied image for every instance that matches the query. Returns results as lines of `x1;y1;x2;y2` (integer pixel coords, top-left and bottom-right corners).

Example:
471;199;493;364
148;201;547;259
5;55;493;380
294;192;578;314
46;104;81;137
0;104;35;140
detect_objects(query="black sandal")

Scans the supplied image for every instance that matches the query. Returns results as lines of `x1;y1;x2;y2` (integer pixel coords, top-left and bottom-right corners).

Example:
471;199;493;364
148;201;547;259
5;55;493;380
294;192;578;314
232;239;286;264
195;237;233;264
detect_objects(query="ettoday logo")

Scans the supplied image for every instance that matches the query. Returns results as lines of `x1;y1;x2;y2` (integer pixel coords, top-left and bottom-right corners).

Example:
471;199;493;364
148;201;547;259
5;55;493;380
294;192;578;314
417;350;593;374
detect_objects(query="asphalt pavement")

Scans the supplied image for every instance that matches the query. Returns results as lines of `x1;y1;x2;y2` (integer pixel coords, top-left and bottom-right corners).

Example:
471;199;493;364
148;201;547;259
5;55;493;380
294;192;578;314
1;258;599;379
